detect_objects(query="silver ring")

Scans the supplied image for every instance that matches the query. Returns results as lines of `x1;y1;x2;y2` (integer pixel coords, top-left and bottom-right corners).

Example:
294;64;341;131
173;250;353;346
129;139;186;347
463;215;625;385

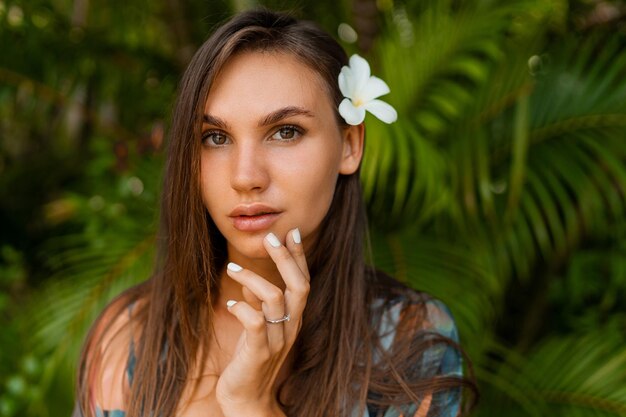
265;313;290;324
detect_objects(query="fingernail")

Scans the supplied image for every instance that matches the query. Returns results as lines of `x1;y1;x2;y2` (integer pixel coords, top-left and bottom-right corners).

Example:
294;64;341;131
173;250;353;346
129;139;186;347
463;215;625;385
226;300;237;309
227;262;243;272
292;228;301;244
266;232;281;248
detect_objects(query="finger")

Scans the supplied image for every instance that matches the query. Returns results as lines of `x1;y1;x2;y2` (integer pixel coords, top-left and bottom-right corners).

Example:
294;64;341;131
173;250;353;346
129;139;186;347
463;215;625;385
285;227;310;281
226;262;285;350
226;262;285;316
225;300;269;359
263;232;310;323
264;232;310;296
242;286;262;311
282;228;310;338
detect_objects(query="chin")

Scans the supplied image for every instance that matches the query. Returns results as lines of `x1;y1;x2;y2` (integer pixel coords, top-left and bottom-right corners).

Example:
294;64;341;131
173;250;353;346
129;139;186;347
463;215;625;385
245;247;273;260
228;235;273;260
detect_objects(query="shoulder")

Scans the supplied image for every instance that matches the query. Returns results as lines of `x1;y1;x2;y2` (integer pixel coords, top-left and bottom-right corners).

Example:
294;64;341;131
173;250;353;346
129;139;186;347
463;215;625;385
368;268;459;331
79;288;147;413
366;270;465;416
368;269;462;372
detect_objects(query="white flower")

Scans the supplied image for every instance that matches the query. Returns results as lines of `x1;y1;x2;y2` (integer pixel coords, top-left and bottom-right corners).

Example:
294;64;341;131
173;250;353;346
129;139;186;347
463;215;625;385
338;54;398;125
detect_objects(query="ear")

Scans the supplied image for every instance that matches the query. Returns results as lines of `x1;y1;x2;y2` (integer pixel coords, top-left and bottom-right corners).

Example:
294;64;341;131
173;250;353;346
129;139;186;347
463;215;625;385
339;123;365;175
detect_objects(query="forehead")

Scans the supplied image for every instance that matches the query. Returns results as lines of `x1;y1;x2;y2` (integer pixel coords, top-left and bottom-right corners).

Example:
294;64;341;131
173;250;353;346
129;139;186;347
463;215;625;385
204;51;333;120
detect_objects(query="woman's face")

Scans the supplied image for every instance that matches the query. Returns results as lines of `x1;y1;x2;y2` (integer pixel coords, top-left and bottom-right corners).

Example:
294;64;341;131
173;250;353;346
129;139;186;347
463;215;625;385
200;51;363;260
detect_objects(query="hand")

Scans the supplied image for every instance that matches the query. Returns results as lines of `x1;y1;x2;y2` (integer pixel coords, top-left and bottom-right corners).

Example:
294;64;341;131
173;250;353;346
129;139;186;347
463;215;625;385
215;228;310;417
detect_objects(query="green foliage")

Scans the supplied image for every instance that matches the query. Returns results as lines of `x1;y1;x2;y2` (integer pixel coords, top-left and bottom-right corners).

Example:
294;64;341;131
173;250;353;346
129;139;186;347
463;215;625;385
1;0;626;415
362;0;626;414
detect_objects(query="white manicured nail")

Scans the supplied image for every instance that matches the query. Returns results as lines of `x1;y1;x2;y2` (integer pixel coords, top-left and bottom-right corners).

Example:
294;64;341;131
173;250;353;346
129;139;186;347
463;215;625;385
266;233;281;248
226;300;237;308
292;228;301;244
227;262;243;272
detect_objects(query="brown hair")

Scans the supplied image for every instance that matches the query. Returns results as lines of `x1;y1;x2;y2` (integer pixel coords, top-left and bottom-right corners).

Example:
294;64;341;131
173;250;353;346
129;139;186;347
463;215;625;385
77;8;478;417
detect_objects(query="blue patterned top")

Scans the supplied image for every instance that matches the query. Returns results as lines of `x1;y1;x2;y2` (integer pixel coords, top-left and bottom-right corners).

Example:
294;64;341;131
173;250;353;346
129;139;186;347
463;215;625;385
363;295;462;417
90;289;462;417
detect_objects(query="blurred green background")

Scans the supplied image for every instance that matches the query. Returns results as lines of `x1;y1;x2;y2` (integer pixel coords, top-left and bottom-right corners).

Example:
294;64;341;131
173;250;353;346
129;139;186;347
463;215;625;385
1;0;626;415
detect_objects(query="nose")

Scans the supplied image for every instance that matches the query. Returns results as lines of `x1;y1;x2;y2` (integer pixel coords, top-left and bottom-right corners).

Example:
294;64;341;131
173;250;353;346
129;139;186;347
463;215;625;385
230;142;270;193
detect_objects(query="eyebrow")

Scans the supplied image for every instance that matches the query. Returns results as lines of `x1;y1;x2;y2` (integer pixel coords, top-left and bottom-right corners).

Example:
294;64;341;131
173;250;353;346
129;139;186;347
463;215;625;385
202;114;230;130
259;106;315;127
202;106;314;130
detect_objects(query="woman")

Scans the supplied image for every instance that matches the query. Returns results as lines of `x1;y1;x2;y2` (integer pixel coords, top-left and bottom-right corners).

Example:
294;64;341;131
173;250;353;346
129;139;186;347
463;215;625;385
75;8;478;417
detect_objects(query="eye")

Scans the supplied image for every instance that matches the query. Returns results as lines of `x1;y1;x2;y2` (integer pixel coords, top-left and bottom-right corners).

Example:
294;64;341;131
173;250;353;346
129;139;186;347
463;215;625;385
270;125;303;141
202;131;230;147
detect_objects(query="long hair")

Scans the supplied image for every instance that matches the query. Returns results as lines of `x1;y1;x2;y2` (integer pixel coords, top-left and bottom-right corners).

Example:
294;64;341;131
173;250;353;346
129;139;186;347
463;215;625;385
77;8;478;417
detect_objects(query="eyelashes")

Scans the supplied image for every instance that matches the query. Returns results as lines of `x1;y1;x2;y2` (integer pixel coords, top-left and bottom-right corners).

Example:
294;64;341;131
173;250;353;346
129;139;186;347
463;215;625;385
271;125;303;141
201;124;305;147
202;131;229;146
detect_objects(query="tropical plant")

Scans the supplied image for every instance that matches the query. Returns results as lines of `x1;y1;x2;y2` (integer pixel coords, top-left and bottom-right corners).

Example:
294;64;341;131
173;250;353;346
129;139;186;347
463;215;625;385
364;1;626;415
1;0;626;416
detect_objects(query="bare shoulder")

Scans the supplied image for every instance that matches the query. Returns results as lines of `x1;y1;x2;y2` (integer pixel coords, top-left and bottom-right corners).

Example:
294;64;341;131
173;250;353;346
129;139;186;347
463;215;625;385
81;291;147;412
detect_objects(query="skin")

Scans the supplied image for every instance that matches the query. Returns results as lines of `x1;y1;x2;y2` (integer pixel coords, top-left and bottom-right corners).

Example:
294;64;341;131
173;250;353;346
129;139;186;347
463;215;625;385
94;50;434;417
197;51;364;417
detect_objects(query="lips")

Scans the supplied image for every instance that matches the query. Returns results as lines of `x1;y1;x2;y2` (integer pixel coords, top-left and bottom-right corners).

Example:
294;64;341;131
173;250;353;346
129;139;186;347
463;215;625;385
229;203;282;232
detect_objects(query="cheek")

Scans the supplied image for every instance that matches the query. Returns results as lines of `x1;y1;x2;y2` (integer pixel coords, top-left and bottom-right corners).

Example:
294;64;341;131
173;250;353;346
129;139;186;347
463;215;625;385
199;157;211;204
199;155;224;215
298;172;336;220
279;144;341;229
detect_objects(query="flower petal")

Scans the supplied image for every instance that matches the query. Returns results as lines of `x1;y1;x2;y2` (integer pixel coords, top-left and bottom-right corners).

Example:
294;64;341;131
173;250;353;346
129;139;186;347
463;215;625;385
339;98;366;125
361;76;390;102
349;54;371;93
363;99;398;124
338;67;353;98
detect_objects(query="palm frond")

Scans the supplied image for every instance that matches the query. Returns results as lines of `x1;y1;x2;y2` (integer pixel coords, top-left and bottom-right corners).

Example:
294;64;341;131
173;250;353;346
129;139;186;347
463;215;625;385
369;229;498;355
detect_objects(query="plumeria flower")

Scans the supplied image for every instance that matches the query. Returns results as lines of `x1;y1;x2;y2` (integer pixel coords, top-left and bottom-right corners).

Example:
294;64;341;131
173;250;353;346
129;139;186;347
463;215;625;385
338;54;398;125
